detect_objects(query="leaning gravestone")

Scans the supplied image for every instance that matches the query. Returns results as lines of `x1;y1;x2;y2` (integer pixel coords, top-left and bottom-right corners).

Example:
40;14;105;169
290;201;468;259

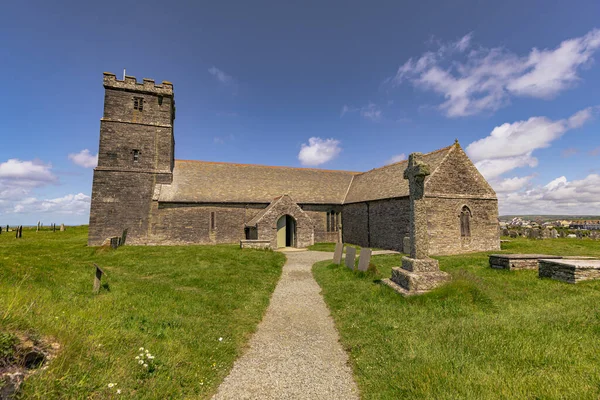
383;152;450;296
345;246;357;270
357;248;372;272
60;223;65;232
93;263;107;294
332;242;344;264
120;228;128;246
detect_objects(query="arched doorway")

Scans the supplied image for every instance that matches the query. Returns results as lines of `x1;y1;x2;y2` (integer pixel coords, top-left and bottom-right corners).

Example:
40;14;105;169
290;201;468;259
276;215;297;248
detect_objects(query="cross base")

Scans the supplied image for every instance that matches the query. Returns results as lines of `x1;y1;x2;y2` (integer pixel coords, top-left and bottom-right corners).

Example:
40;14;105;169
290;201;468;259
383;257;450;296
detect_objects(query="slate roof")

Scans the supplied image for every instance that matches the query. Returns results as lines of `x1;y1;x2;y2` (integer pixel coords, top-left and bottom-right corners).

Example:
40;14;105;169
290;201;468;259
343;145;454;204
157;161;358;204
157;144;456;205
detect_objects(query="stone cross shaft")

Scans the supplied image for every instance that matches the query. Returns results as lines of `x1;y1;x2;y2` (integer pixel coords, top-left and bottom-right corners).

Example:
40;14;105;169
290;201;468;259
404;153;431;259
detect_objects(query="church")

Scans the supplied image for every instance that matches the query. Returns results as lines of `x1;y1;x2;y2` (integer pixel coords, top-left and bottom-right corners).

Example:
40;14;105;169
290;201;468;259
88;73;500;255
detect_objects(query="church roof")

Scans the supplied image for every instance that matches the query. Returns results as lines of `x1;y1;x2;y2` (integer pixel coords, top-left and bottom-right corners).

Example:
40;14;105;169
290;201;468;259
157;143;462;205
157;161;358;204
343;144;454;204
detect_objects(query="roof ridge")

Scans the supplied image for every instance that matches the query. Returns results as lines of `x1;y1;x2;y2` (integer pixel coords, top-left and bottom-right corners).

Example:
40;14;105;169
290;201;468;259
175;159;360;174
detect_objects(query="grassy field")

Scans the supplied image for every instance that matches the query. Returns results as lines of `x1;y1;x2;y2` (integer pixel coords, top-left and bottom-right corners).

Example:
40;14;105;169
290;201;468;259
313;237;600;399
0;226;285;398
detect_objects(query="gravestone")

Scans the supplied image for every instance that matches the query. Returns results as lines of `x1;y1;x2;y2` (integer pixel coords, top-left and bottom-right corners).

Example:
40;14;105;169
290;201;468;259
403;236;411;254
0;226;2;235
357;248;372;272
509;230;518;238
550;229;559;239
15;227;19;238
383;153;450;296
52;224;56;232
332;242;344;264
120;228;128;246
110;237;120;249
559;230;566;238
539;259;600;283
93;263;107;294
60;223;65;232
36;221;40;232
345;246;356;270
501;228;510;236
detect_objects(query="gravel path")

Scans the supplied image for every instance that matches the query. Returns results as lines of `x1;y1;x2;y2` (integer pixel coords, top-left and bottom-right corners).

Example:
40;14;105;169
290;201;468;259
212;251;359;400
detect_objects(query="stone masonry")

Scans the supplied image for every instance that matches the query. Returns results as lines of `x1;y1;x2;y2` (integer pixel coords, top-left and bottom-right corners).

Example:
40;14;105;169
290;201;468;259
88;74;500;254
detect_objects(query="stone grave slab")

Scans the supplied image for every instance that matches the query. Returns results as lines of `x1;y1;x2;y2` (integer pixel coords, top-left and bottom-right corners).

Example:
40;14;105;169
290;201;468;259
489;254;562;270
333;243;344;265
539;259;600;283
357;248;372;271
345;247;356;270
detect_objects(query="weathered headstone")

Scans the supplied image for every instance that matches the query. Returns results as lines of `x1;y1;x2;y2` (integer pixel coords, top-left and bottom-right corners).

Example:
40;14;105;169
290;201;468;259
332;242;344;264
345;246;357;270
93;263;107;294
383;153;450;295
0;226;2;235
550;229;559;239
357;248;372;272
60;223;65;232
501;228;510;236
52;223;56;233
110;237;119;249
36;221;40;232
509;230;518;238
403;236;411;254
120;228;128;246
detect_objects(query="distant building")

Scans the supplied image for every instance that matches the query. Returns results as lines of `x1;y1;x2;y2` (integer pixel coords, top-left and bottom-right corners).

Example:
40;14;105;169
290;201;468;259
570;220;600;230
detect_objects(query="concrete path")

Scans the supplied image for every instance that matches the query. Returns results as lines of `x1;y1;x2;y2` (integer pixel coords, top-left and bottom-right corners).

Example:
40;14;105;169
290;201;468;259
212;251;359;400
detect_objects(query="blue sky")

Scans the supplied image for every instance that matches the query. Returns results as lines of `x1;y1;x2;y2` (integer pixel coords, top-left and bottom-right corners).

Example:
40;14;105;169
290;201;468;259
1;0;599;224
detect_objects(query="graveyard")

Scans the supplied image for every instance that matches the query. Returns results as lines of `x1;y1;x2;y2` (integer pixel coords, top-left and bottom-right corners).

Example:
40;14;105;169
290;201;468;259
1;226;599;398
0;226;285;398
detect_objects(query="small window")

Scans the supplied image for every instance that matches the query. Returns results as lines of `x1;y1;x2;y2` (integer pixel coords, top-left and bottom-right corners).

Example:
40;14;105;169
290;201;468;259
158;95;163;106
210;212;216;231
133;97;144;111
132;149;140;163
460;206;472;237
327;211;340;232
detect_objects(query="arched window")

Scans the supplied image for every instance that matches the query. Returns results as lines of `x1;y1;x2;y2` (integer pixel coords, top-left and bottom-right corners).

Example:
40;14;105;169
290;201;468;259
460;206;472;237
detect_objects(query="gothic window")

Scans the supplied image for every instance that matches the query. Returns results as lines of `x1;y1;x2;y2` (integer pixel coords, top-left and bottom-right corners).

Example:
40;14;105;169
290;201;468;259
460;206;472;237
132;149;140;163
158;95;163;106
133;97;144;111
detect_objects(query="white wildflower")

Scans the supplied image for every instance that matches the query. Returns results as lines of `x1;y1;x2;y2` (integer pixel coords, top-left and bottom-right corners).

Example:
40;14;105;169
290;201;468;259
143;363;148;368
139;347;144;351
138;360;144;365
108;383;116;388
135;356;140;360
218;337;223;342
116;389;121;394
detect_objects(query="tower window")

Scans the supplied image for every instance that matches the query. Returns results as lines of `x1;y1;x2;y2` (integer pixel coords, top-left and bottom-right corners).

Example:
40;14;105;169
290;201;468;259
133;97;144;111
132;149;140;163
158;95;163;106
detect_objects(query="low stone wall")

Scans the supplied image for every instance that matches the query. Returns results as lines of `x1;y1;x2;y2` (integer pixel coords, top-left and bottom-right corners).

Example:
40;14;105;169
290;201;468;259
489;254;562;270
240;240;272;250
539;259;600;283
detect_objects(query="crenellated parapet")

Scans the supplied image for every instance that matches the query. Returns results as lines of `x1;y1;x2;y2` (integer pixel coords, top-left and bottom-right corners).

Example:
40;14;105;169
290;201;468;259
103;72;173;96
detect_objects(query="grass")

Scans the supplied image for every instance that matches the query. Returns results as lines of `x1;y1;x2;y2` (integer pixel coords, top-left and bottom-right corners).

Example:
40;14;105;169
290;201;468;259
0;226;285;398
313;237;600;399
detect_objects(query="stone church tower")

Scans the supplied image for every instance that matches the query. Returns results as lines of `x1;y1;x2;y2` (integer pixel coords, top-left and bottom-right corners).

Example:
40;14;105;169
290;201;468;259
88;73;175;245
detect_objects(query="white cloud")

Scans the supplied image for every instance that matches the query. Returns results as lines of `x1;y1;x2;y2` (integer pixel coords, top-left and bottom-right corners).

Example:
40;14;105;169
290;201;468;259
340;103;382;121
498;174;600;214
390;29;600;117
68;149;98;168
0;159;57;201
298;137;341;166
466;107;597;180
490;176;533;193
11;193;91;215
208;66;235;85
386;153;407;165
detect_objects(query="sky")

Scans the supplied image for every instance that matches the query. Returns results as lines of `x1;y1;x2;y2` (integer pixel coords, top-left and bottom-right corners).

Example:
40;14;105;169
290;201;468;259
1;0;599;225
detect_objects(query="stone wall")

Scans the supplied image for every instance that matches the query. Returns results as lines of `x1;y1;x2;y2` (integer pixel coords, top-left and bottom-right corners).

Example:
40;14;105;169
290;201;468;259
301;204;342;243
88;171;157;245
342;198;410;251
147;203;264;245
426;197;500;255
